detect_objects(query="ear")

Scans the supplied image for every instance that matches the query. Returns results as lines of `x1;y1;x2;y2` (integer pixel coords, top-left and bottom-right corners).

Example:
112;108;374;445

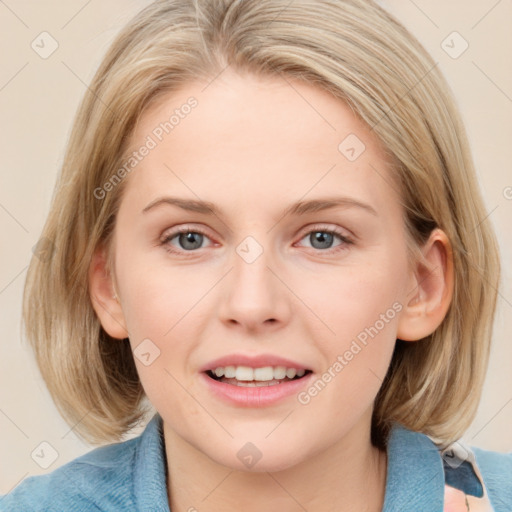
396;228;454;341
88;245;129;340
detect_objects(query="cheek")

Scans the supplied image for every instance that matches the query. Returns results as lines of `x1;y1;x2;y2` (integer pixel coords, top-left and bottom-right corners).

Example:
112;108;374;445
117;260;207;416
297;274;400;425
117;250;205;339
299;257;406;346
115;251;220;394
293;251;405;403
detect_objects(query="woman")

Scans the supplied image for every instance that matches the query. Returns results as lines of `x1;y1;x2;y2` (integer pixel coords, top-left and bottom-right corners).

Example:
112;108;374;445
1;1;510;510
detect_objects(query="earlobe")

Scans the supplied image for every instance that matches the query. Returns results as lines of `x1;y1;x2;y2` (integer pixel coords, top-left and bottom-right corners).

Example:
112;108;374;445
88;245;129;340
396;228;454;342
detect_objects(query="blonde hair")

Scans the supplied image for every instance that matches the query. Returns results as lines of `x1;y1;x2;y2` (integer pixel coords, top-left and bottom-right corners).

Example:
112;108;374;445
23;0;500;447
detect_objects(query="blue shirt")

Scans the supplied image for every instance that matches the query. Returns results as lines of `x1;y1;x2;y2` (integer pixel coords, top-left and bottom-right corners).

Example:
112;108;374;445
1;412;511;511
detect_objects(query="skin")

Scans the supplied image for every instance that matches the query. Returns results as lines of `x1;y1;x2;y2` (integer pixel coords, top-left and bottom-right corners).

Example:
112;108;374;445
89;68;453;511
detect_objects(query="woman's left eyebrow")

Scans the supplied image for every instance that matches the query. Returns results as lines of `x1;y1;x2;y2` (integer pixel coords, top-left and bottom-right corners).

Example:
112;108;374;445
141;196;378;218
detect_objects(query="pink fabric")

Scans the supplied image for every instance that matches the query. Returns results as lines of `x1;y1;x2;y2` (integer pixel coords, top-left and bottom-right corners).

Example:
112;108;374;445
443;484;494;512
444;485;468;511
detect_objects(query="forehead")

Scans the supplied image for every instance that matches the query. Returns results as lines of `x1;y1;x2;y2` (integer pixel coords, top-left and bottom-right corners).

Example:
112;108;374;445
120;69;400;217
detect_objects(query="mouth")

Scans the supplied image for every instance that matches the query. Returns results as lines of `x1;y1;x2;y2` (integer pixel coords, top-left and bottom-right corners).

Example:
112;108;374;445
205;365;313;387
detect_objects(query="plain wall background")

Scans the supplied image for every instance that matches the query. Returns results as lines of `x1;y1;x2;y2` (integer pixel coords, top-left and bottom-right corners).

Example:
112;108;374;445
0;0;511;493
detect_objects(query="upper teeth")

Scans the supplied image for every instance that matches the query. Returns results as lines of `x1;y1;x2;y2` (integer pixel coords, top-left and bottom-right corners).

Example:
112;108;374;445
212;366;306;381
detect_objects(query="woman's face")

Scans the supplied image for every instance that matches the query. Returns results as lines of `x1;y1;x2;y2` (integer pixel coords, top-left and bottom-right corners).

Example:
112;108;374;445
108;69;417;471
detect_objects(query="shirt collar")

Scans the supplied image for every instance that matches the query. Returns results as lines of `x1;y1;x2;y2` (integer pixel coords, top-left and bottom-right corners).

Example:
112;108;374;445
134;413;447;511
382;422;446;511
133;412;171;512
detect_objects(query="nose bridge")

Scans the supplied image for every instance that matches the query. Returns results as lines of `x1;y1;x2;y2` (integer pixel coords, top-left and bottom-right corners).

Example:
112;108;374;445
219;233;289;328
232;234;276;299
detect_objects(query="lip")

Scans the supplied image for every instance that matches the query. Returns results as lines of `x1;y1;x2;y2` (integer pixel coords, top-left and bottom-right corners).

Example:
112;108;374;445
199;370;314;407
199;353;311;372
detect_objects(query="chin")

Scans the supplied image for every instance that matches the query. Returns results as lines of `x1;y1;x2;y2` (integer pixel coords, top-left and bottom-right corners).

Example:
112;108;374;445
206;439;309;474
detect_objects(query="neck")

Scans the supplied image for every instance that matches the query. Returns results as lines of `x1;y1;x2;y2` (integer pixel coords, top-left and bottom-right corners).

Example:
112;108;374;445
163;414;388;512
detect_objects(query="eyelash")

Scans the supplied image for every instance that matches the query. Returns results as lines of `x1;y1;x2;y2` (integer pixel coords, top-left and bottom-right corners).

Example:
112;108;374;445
160;224;354;256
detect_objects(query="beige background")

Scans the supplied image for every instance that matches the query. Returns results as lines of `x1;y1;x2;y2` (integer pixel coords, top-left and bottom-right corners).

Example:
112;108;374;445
0;0;511;494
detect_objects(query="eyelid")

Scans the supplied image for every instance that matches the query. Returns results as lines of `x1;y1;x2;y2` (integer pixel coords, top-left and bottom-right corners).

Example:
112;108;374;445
297;222;353;240
160;224;216;245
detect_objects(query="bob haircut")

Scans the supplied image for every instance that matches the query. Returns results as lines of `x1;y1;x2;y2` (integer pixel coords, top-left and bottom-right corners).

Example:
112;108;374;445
23;0;500;448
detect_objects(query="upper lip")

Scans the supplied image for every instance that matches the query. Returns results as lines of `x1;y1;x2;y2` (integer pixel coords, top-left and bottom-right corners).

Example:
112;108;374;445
200;354;312;372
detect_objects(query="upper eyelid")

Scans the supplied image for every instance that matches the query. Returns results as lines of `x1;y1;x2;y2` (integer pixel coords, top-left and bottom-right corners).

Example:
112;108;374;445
298;223;351;237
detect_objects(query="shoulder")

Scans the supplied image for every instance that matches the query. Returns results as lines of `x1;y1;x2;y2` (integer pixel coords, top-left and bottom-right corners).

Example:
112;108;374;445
0;436;139;512
383;423;512;511
472;445;512;510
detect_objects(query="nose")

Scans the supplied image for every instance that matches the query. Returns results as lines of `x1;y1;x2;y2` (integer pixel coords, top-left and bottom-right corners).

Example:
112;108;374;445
217;236;292;333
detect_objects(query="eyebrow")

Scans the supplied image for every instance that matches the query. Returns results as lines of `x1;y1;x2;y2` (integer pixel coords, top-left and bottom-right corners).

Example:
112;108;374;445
142;196;378;218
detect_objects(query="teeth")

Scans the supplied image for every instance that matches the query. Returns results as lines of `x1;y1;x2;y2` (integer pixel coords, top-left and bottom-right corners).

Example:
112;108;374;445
224;365;236;378
274;366;287;379
254;367;274;381
286;368;297;379
209;365;308;382
233;380;282;387
235;366;254;381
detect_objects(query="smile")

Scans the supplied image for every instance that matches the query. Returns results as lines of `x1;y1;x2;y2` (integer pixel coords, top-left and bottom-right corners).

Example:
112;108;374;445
206;365;311;387
201;365;314;406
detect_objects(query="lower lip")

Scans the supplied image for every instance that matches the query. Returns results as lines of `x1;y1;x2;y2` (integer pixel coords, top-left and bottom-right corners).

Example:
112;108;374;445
200;372;314;407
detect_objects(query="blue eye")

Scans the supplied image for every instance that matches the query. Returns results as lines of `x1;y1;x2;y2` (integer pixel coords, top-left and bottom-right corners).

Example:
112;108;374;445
160;225;353;255
297;227;353;253
161;227;212;253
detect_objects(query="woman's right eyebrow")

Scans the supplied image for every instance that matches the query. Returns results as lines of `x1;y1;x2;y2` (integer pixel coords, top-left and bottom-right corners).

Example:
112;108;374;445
142;196;217;215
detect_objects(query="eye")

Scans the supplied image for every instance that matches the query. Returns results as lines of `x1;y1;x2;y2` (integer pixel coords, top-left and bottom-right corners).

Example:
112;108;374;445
160;224;354;256
161;226;214;254
296;225;353;253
